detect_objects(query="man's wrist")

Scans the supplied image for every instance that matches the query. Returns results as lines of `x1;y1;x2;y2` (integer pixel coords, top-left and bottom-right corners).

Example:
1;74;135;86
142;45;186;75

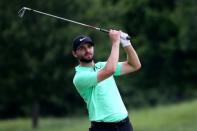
120;32;131;47
121;41;131;47
112;42;120;48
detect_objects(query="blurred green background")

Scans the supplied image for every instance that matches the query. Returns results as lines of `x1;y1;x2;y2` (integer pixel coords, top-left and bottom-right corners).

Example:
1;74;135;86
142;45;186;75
0;0;197;130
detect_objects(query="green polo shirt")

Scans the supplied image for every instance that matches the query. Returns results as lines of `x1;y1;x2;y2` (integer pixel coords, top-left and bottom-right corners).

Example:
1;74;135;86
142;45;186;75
73;62;128;122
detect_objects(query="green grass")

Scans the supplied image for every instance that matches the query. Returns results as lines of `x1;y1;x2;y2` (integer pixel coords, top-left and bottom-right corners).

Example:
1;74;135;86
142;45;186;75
132;100;197;131
0;100;197;131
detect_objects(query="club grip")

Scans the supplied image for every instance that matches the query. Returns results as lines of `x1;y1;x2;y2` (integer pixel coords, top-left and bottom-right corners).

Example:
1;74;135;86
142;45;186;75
99;28;130;40
125;35;131;40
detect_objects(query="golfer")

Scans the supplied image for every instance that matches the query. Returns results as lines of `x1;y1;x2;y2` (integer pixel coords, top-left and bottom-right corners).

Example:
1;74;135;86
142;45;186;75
72;30;141;131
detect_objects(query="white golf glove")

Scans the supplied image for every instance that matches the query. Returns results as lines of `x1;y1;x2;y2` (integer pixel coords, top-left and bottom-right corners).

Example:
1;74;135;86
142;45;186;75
120;32;131;47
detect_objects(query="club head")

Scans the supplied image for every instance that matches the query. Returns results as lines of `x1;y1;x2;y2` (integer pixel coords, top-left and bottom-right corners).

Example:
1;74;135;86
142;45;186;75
18;7;31;18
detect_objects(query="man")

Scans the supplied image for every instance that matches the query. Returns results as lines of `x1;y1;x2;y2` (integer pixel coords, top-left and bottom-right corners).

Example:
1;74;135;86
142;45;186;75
72;30;141;131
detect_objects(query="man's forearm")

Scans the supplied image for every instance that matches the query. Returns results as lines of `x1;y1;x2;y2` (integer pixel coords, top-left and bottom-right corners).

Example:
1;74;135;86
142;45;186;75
97;42;120;82
124;45;141;69
105;43;120;72
97;30;120;82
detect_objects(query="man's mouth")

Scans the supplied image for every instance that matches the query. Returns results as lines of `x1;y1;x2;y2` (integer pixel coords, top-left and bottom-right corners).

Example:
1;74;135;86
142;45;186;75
85;53;92;57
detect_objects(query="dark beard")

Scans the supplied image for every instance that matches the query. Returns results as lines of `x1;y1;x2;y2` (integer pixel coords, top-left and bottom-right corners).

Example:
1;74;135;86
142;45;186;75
79;57;94;63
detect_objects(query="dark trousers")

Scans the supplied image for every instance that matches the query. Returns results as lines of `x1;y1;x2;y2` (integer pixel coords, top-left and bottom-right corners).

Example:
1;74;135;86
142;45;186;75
89;117;133;131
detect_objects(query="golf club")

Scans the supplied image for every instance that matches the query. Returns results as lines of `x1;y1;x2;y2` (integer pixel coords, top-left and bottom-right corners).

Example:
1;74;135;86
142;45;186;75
18;7;131;40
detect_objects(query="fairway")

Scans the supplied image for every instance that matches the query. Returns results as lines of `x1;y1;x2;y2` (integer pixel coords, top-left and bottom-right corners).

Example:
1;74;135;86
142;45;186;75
0;100;197;131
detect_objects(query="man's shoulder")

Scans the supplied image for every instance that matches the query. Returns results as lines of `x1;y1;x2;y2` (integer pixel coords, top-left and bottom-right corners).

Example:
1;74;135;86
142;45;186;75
95;61;106;66
74;62;107;71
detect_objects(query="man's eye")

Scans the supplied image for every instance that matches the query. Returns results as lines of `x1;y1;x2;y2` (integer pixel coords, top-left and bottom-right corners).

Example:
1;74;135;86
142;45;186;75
88;45;92;48
79;47;84;50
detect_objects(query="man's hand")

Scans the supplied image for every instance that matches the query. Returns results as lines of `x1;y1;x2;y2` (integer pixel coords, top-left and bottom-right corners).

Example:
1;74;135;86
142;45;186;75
120;32;131;47
109;29;121;45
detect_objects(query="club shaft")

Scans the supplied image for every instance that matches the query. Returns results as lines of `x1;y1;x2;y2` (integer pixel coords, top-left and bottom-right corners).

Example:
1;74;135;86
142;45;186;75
30;8;109;33
19;7;130;40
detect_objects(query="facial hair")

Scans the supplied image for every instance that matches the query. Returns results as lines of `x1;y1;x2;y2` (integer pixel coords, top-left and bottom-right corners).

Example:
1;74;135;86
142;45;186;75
77;50;94;64
79;57;94;63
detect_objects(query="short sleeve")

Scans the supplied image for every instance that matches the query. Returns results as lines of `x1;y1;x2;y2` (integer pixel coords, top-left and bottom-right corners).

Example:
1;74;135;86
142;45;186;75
114;62;123;76
73;71;98;91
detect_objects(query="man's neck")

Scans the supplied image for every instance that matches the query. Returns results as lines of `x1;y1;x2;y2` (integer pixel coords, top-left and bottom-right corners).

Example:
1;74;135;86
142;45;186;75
79;61;95;67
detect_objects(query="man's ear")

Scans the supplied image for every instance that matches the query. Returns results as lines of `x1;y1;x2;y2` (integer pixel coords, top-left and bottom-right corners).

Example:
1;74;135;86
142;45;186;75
72;51;77;58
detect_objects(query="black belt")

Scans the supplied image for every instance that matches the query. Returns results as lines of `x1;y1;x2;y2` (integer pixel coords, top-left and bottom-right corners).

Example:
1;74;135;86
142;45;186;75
91;117;129;128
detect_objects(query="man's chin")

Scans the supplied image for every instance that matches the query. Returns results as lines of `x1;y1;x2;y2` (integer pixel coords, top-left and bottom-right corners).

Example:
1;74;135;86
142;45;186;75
79;58;93;63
